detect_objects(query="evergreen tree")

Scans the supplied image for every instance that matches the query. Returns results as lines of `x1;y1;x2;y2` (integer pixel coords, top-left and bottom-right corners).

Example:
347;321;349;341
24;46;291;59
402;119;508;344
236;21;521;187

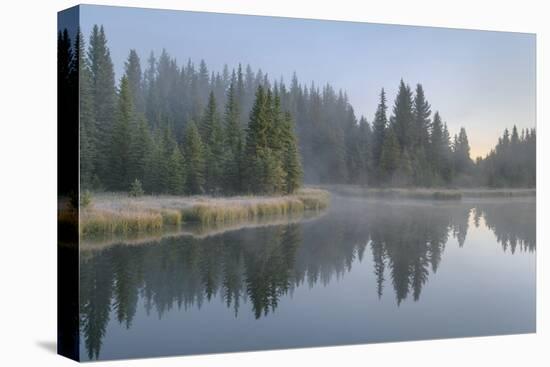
127;115;151;185
453;127;472;177
372;88;388;175
412;84;431;149
380;126;400;182
280;112;303;194
183;120;206;194
77;29;97;190
243;86;288;193
391;79;414;151
167;146;185;195
223;82;243;193
357;116;372;185
201;91;225;193
88;25;116;184
144;51;159;125
109;76;134;190
441;122;453;182
143;131;165;194
429;111;444;181
124;49;144;112
411;84;432;185
244;86;269;192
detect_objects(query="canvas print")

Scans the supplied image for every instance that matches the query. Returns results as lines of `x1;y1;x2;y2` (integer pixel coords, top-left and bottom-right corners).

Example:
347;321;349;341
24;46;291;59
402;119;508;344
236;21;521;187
57;4;536;362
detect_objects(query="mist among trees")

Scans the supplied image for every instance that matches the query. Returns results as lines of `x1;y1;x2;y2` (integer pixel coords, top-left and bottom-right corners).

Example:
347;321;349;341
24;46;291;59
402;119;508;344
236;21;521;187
58;25;536;195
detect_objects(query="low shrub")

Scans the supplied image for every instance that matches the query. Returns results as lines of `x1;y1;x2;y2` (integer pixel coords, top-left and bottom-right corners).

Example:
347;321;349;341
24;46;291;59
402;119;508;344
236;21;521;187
129;179;144;197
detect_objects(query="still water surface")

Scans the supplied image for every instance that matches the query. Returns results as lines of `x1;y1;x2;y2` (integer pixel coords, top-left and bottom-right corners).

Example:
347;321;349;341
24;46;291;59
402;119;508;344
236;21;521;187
79;195;536;361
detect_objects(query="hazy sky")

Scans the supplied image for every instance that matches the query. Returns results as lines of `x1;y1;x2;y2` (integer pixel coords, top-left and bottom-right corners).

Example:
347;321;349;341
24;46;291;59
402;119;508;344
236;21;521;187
79;5;535;158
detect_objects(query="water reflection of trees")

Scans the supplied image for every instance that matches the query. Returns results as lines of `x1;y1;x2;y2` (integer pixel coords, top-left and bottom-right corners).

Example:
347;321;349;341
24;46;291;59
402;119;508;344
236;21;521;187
80;199;535;359
473;201;536;254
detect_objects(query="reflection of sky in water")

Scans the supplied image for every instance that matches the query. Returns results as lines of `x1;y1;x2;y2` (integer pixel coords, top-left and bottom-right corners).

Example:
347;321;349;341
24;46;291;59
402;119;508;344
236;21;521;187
80;197;535;361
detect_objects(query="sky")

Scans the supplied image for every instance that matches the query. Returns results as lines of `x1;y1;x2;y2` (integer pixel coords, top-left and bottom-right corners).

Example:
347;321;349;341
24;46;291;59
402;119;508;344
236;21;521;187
78;4;536;158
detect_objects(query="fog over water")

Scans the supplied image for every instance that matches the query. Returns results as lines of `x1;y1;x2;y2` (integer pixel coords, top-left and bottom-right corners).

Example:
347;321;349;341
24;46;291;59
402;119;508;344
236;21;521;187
79;195;536;360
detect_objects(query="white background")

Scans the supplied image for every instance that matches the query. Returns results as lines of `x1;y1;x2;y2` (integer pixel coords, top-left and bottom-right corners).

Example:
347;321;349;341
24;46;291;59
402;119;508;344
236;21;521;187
0;0;547;365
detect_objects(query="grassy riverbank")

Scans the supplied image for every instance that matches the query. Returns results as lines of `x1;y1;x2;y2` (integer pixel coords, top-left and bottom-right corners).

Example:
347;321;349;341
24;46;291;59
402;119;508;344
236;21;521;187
81;210;327;251
77;188;330;238
324;184;536;201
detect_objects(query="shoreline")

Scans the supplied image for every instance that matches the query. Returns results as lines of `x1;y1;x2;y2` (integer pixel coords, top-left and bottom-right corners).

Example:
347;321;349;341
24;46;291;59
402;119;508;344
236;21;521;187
81;210;327;251
322;184;536;201
77;188;330;240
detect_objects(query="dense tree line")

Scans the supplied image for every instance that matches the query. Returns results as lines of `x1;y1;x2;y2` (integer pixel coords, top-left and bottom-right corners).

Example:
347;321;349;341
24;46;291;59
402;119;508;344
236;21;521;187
475;126;536;187
58;26;536;193
60;25;302;195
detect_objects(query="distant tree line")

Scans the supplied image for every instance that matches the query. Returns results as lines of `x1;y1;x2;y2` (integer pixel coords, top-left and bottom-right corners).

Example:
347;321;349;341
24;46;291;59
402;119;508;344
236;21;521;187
58;25;536;194
475;126;536;187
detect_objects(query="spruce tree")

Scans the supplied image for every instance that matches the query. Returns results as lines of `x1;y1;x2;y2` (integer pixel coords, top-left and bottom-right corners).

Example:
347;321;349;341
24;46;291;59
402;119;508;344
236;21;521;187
167;146;185;195
413;84;431;149
391;79;414;151
411;84;432;186
157;124;177;192
124;49;143;112
201;91;225;193
183;120;206;194
429;111;444;179
372;88;388;170
223;82;243;193
127;115;151;185
380;126;400;182
244;86;269;193
357;116;372;185
454;127;472;176
280;112;303;194
441;122;453;182
88;25;116;184
143;131;164;194
109;76;134;190
77;30;97;190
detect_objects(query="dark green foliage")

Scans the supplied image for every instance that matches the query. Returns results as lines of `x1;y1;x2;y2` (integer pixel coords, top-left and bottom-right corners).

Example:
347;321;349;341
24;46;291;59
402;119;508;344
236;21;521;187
88;25;116;182
242;86;298;195
453;127;473;179
371;88;388;181
223;81;244;193
143;131;167;194
77;30;97;190
71;25;533;193
477;126;536;187
412;84;431;150
109;76;134;190
183;120;206;194
380;126;400;181
124;49;144;112
127;115;151;186
201;92;225;194
429;112;453;184
167;147;185;195
243;86;275;193
411;84;432;186
391;79;414;151
280;112;303;194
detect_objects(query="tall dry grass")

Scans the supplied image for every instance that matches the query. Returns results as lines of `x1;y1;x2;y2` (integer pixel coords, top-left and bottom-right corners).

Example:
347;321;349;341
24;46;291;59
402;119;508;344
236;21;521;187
79;188;329;238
